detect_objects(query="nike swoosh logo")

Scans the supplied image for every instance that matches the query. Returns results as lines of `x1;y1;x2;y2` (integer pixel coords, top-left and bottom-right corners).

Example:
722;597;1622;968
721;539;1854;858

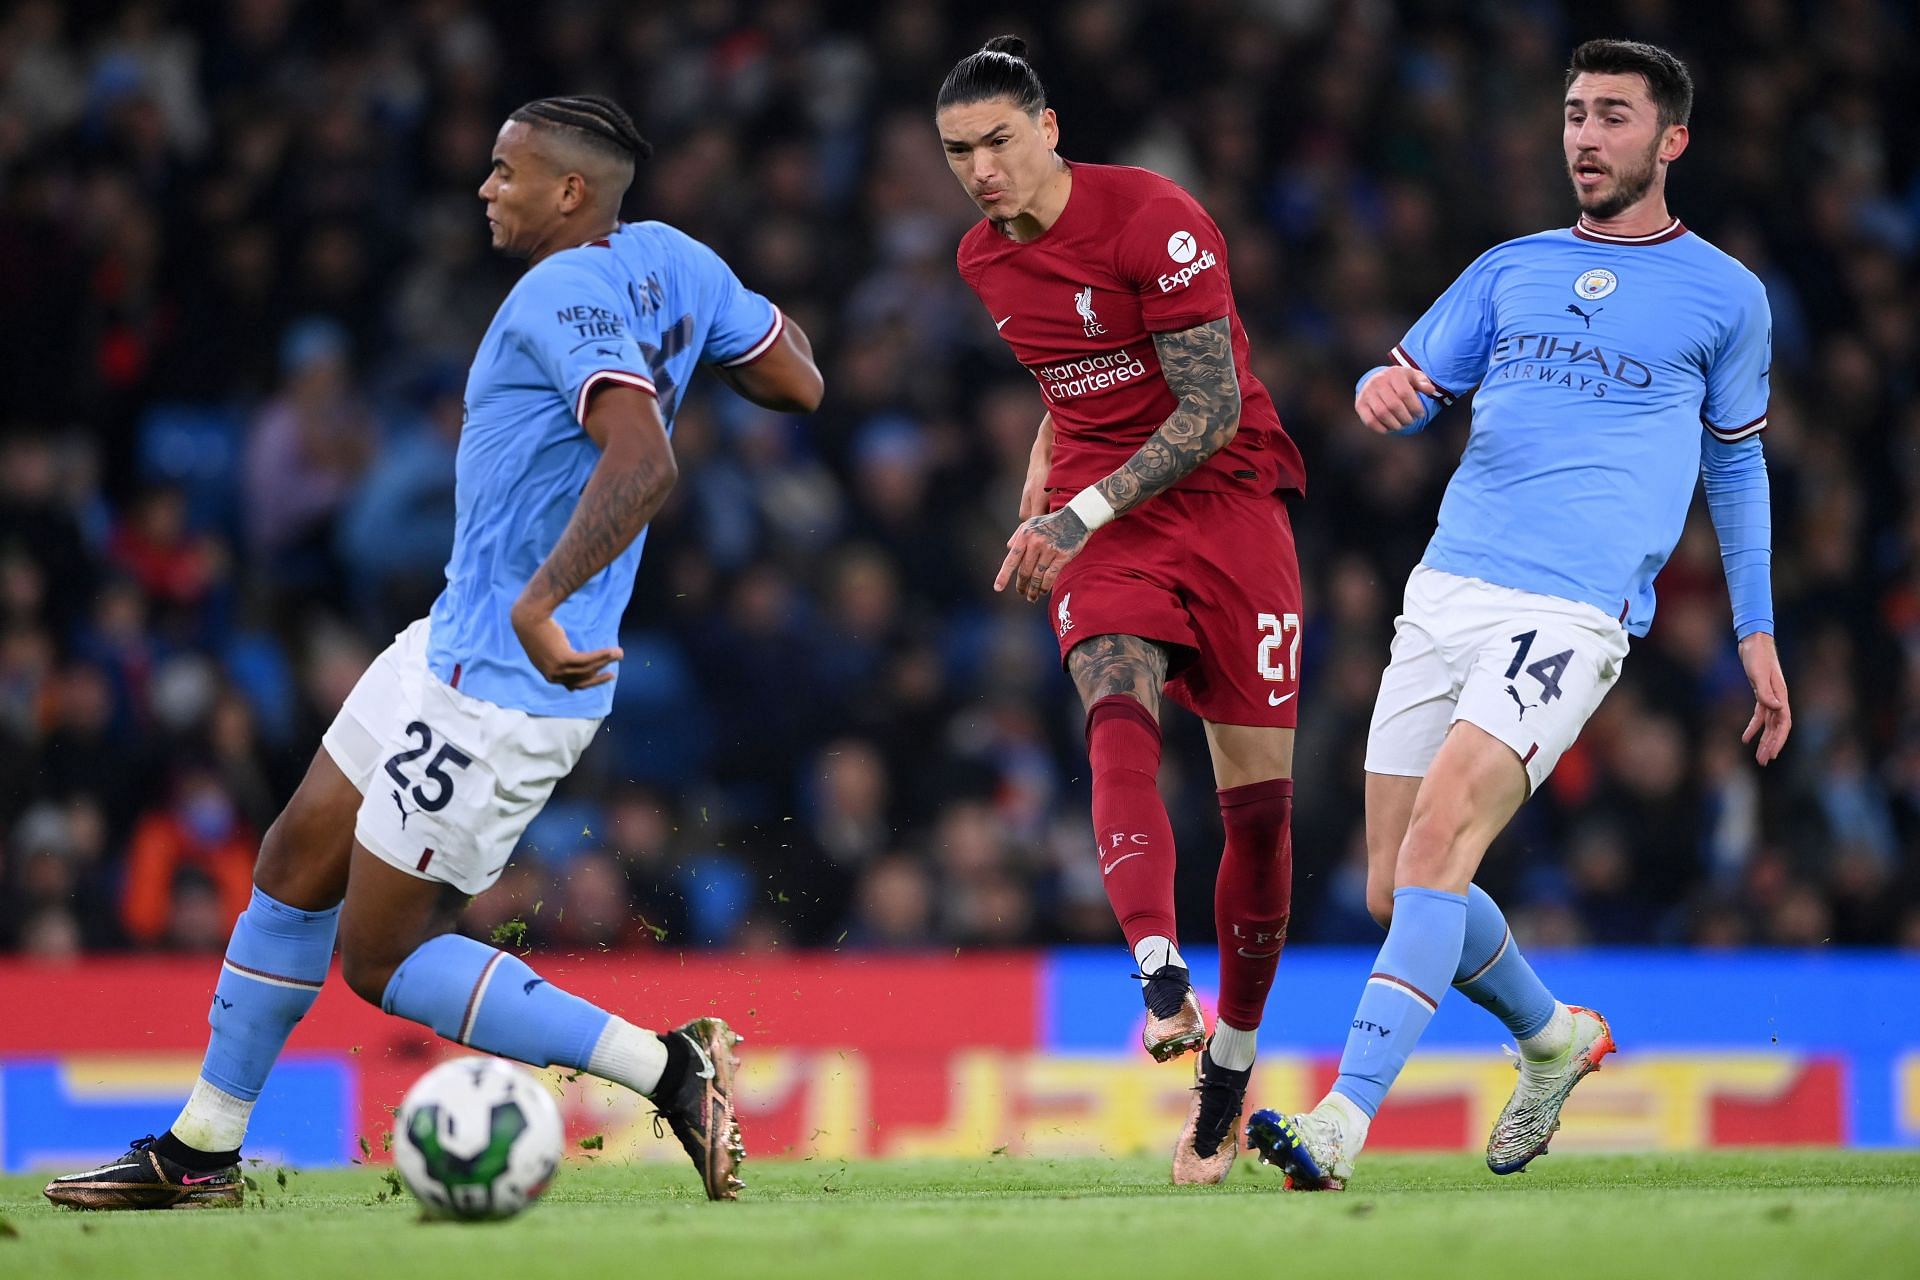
995;316;1012;330
180;1172;229;1185
682;1033;716;1080
1102;850;1147;877
1236;947;1283;959
1268;690;1296;706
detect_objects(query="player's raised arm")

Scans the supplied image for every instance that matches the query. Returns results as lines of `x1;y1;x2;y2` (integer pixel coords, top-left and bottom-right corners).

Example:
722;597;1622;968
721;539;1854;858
511;383;677;689
1356;250;1498;435
711;314;824;413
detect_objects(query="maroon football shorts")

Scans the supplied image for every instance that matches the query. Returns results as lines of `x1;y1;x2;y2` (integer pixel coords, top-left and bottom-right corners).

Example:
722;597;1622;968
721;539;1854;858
1048;488;1303;727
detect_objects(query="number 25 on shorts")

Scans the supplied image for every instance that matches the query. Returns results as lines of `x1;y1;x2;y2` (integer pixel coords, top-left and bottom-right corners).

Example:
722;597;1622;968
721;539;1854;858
384;720;474;814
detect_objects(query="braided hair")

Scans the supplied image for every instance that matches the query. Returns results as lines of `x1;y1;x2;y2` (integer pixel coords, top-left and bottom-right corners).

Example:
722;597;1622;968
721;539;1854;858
508;94;654;164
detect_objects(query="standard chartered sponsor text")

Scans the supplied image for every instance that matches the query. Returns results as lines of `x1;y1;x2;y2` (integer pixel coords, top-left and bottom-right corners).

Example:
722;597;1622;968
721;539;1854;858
1034;348;1150;401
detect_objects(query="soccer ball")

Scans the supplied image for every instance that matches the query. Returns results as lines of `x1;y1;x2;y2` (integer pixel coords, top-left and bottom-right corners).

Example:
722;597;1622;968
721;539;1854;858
393;1055;564;1221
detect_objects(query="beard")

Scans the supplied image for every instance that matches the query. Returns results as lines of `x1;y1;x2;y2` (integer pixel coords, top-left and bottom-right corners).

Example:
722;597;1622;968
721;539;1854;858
1572;140;1660;220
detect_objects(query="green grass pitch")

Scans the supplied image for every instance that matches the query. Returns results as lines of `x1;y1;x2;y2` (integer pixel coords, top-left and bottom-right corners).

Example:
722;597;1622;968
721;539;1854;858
5;1151;1918;1279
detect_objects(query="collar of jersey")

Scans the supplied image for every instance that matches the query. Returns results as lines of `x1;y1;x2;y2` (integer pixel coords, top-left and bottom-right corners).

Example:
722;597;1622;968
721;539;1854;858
1571;216;1687;245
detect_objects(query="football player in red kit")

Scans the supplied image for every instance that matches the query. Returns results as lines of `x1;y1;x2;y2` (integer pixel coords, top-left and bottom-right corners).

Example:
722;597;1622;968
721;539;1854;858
938;36;1308;1184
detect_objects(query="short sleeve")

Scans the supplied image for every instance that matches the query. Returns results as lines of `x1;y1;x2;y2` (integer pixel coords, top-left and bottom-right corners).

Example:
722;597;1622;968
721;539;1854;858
1114;194;1233;333
1701;277;1771;442
1391;251;1498;406
691;241;784;367
510;259;655;424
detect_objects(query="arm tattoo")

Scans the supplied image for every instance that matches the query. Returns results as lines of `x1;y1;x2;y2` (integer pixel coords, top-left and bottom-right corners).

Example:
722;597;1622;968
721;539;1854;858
523;448;674;611
1095;317;1241;517
1067;633;1170;716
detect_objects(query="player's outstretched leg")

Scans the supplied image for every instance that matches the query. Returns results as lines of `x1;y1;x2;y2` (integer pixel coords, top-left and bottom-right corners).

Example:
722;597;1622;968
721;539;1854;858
1454;884;1615;1171
344;848;745;1200
1080;671;1201;1062
45;754;357;1211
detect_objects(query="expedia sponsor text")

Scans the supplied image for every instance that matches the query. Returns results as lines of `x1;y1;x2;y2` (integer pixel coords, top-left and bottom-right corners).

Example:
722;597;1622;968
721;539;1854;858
1157;248;1218;293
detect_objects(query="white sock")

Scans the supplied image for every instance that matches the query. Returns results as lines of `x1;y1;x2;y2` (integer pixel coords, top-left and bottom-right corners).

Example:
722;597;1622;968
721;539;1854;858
1319;1089;1372;1157
586;1017;668;1096
1132;935;1186;983
1209;1020;1257;1071
1518;1002;1574;1062
171;1077;254;1153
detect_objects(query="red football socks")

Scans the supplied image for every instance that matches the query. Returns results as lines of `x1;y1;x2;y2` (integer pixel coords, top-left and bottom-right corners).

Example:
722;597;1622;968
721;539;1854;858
1214;777;1293;1030
1085;695;1178;949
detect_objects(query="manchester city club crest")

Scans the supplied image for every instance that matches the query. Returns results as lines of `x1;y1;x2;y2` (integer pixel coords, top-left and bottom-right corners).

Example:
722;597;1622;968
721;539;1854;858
1574;267;1619;300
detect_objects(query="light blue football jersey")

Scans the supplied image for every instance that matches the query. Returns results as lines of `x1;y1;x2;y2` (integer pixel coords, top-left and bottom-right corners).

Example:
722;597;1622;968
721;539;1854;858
429;221;782;717
1382;219;1771;637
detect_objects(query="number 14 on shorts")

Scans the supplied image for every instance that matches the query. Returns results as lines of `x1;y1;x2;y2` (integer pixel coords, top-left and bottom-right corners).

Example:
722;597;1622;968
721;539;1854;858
1257;612;1301;702
1505;630;1573;705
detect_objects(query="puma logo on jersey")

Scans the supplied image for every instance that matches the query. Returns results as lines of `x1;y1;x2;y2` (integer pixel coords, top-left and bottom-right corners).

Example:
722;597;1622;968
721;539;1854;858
1566;303;1603;328
391;789;417;829
1506;684;1538;719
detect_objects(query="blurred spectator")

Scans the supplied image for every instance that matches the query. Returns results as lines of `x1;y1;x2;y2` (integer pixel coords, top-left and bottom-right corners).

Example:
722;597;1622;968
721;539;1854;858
118;768;255;948
336;367;463;632
242;319;374;603
107;486;225;618
845;852;935;948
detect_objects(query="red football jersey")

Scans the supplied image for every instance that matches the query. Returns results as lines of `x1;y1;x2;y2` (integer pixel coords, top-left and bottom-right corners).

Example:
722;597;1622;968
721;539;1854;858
957;162;1304;499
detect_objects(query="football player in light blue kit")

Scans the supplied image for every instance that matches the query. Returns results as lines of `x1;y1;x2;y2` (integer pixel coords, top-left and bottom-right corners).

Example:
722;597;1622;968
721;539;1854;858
46;96;823;1210
1248;41;1791;1189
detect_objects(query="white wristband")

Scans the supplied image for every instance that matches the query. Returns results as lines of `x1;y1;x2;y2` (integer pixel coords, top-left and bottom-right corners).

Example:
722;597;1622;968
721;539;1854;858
1066;486;1116;533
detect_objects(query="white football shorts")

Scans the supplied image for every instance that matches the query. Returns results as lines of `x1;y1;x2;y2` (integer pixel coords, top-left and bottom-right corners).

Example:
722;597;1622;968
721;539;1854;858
1364;566;1630;794
321;619;600;895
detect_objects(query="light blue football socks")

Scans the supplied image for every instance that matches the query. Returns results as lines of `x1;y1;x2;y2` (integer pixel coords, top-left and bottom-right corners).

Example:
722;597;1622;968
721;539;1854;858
381;933;668;1096
171;887;340;1152
1453;884;1557;1040
1332;886;1467;1118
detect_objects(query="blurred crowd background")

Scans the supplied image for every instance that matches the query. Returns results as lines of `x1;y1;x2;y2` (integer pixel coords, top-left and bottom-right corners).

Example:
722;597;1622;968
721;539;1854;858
3;0;1918;962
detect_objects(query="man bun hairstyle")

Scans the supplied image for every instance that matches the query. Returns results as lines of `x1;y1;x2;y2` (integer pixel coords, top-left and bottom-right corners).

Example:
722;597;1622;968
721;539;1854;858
509;94;654;163
936;34;1046;116
1566;39;1694;129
